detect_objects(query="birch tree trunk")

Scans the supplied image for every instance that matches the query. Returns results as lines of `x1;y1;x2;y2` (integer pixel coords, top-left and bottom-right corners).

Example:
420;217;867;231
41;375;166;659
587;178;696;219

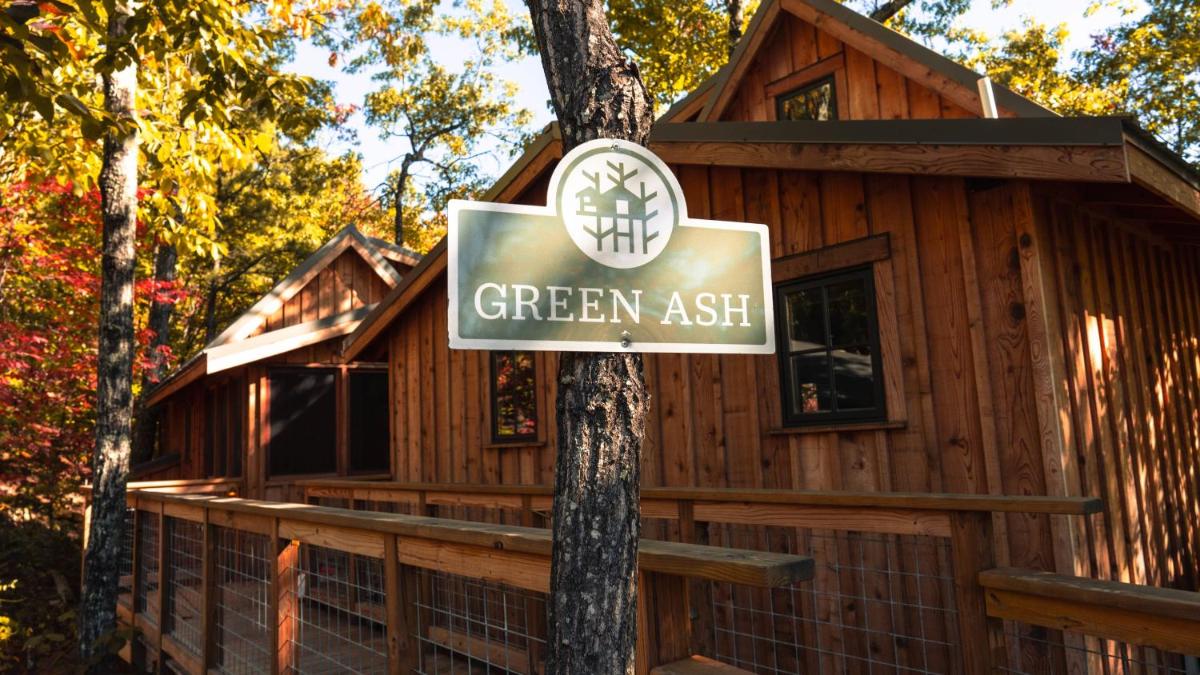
523;2;654;672
79;2;139;668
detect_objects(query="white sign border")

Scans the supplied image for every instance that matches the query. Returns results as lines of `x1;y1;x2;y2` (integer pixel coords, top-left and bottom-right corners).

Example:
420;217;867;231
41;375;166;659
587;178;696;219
447;140;776;355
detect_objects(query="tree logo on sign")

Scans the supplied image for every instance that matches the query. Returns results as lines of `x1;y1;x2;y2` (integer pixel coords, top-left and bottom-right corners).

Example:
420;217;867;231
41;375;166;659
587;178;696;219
553;138;684;269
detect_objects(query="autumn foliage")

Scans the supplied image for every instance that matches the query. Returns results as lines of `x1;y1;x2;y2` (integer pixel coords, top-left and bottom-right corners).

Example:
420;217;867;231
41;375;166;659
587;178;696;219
0;179;179;526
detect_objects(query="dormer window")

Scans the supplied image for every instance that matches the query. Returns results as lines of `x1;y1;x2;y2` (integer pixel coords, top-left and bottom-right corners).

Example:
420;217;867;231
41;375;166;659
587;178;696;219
777;76;837;121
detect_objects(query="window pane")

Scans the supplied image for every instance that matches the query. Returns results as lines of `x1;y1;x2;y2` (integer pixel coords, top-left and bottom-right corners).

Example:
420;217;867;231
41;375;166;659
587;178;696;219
349;371;390;473
779;79;835;121
789;352;832;415
827;278;869;346
786;287;826;351
268;369;337;476
493;352;537;440
833;346;876;411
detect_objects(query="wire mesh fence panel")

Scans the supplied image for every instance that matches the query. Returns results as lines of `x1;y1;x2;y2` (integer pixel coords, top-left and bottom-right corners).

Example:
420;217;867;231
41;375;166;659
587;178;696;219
996;625;1200;675
705;530;960;675
213;526;272;675
164;517;205;659
412;567;547;675
119;506;136;607
278;543;389;674
136;510;161;627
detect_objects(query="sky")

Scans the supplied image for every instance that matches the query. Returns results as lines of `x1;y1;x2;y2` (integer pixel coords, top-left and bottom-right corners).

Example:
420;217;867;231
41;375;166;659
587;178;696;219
285;0;1144;193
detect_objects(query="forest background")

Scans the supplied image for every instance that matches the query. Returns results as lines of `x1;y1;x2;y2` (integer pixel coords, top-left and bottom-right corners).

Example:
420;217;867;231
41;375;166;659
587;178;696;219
0;0;1196;669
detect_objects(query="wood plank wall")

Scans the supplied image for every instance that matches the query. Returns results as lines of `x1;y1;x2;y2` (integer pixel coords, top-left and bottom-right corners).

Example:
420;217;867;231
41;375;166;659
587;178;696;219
252;249;390;337
377;8;1200;600
159;249;390;483
385;170;1069;572
1031;185;1200;592
721;13;980;122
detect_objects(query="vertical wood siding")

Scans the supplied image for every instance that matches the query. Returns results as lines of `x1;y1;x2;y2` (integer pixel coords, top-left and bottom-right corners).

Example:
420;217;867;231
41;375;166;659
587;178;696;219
721;14;980;122
158;249;390;485
1033;187;1200;590
382;167;1200;598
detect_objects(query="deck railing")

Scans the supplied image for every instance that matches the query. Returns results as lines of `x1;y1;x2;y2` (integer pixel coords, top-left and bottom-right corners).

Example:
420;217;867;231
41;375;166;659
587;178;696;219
288;478;1104;672
980;568;1200;675
293;479;1104;675
112;489;814;674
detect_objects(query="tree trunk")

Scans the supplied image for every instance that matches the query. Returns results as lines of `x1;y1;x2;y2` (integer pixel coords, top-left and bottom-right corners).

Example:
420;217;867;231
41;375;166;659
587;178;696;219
131;241;177;464
524;2;654;673
79;3;139;669
144;241;177;382
726;0;744;54
393;160;412;245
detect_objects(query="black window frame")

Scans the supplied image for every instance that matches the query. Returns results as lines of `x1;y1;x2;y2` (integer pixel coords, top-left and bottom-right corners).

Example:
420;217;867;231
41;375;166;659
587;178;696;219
347;368;391;475
775;74;838;122
489;351;539;444
266;366;338;477
775;265;886;426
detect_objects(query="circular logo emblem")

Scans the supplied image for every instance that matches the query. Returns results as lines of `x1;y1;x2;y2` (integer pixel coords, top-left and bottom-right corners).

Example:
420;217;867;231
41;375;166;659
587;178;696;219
552;139;683;269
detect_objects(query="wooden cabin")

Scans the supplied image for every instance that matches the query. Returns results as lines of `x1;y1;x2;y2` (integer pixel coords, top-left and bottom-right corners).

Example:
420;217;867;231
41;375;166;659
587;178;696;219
118;1;1200;673
137;225;420;496
339;0;1200;597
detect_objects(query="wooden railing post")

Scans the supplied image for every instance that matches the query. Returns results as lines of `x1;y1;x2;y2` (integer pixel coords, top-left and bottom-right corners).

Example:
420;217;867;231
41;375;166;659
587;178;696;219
950;511;1006;674
384;535;424;674
200;509;217;671
637;571;692;674
271;520;299;675
676;500;716;661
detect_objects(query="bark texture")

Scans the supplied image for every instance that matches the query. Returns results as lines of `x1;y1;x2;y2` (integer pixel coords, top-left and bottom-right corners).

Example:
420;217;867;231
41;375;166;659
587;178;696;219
726;0;744;54
132;242;176;463
79;4;139;668
144;241;177;382
524;1;654;672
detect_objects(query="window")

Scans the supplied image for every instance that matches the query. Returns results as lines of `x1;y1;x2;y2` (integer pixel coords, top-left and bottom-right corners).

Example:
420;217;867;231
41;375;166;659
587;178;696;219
349;370;390;473
490;351;538;443
776;267;884;425
268;368;337;476
776;76;837;121
203;378;243;478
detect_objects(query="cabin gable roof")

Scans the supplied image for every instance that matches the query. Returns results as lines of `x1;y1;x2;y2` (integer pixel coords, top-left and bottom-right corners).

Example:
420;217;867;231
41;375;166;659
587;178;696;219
210;225;403;347
145;225;410;407
680;0;1053;124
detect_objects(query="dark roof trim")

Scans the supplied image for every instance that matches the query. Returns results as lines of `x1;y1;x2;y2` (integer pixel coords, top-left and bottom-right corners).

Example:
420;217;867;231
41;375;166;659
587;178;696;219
364;236;423;267
781;0;1054;119
650;117;1130;147
1121;118;1200;191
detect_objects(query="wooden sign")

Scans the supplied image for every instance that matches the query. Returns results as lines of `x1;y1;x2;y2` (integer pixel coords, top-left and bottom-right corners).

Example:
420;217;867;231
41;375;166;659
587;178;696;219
449;139;774;354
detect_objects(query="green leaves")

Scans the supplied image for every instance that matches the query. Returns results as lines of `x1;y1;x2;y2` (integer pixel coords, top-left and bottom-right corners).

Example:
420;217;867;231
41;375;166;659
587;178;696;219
610;0;746;110
1079;0;1200;163
320;0;532;248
